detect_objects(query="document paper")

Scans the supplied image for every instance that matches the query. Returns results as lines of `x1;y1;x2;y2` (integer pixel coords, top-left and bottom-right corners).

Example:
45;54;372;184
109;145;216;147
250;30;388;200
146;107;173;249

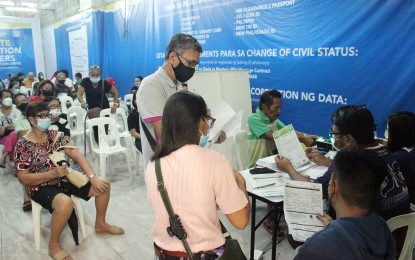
274;124;310;169
208;100;242;142
284;180;324;242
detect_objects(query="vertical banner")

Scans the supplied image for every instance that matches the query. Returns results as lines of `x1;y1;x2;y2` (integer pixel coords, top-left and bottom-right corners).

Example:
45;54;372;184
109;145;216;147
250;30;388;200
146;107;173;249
0;23;36;79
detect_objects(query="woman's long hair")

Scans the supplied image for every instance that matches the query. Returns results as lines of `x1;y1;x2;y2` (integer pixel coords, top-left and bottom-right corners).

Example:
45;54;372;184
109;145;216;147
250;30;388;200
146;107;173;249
387;111;415;152
152;91;207;160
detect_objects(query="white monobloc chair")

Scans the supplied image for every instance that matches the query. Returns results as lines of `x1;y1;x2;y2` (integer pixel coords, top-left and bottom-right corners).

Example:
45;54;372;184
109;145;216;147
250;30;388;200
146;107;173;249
234;130;250;171
67;106;88;147
387;212;415;260
31;195;86;251
87;117;133;181
58;95;74;114
124;94;133;108
100;108;137;163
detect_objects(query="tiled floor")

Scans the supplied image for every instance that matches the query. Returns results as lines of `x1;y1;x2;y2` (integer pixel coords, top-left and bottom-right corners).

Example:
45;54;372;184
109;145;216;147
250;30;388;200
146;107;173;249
0;152;295;260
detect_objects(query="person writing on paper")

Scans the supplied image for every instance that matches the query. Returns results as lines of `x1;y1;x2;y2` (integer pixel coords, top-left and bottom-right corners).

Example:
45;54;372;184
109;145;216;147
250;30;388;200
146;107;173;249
14;102;124;260
276;105;410;221
146;92;249;259
247;90;318;168
295;148;396;259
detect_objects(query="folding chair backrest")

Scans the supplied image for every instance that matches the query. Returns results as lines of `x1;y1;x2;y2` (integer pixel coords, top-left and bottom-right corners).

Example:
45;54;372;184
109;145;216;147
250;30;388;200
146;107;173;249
124;94;134;106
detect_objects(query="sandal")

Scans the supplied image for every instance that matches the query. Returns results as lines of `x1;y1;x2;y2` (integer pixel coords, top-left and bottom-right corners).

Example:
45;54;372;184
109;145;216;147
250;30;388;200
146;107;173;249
96;225;125;235
50;249;72;260
22;201;32;212
263;222;285;237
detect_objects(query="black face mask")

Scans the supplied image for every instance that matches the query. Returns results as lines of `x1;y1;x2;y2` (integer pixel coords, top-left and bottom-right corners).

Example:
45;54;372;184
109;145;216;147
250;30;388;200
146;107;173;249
58;79;65;85
42;89;53;96
17;102;29;113
172;56;195;83
38;77;44;81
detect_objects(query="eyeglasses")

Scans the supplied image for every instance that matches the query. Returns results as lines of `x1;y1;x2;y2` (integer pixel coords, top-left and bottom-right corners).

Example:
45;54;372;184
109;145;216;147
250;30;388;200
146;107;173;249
203;116;216;128
329;129;345;138
177;53;199;68
90;65;100;70
35;113;52;119
49;105;62;109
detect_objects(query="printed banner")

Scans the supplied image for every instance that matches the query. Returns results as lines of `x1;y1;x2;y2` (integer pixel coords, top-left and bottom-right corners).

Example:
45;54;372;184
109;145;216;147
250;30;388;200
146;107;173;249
53;0;415;136
0;23;36;80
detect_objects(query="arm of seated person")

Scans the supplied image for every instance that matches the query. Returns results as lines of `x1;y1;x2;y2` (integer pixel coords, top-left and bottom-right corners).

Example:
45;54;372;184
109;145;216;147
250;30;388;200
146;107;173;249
225;171;250;229
296;131;319;147
130;128;141;139
305;148;333;167
260;130;274;141
17;166;68;186
274;155;311;182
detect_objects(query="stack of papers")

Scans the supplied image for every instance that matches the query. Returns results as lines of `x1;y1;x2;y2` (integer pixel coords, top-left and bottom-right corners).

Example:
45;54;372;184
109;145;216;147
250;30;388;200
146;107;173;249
251;174;290;197
256;155;317;173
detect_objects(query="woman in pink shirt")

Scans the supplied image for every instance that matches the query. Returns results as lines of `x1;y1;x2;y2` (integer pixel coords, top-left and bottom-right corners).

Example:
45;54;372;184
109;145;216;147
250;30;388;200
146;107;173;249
146;92;250;259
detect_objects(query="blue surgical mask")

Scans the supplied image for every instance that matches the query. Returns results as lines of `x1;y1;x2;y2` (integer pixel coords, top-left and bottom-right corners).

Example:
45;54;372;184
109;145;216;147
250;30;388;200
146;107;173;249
199;129;210;147
36;118;51;131
12;89;21;95
90;77;100;84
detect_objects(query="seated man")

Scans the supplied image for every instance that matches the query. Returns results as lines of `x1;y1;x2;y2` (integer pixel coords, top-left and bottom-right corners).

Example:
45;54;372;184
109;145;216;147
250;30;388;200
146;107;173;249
277;105;410;220
247;90;318;167
295;148;396;259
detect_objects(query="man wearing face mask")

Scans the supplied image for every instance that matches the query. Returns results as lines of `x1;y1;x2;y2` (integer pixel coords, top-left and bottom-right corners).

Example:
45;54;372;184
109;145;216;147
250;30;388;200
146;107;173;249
137;33;203;168
0;89;21;168
276;105;410;221
294;149;396;259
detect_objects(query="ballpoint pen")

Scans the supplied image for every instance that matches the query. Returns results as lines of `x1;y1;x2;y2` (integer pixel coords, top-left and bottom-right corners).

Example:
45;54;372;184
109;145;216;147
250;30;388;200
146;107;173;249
254;183;276;189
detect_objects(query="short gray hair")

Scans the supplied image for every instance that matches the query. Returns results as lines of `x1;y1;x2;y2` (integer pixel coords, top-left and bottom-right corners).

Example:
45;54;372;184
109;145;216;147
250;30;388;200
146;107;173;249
165;33;203;60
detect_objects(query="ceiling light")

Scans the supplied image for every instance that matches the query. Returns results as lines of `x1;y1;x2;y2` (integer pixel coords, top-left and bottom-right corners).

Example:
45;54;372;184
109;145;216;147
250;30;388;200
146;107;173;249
0;1;14;6
5;6;38;12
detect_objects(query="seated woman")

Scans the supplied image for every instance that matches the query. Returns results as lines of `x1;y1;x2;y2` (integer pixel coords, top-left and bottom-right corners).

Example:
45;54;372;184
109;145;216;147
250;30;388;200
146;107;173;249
386;111;415;204
127;93;141;153
0;89;21;168
45;97;70;138
28;80;56;103
14;102;124;260
146;92;249;259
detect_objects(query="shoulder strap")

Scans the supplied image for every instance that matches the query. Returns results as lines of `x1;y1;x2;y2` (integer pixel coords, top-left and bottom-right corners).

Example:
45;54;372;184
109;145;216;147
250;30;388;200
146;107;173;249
155;159;194;259
141;118;157;151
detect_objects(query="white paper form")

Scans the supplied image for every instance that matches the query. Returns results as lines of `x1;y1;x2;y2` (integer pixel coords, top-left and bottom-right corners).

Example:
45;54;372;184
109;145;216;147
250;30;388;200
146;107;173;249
274;124;310;169
208;100;242;142
284;180;324;242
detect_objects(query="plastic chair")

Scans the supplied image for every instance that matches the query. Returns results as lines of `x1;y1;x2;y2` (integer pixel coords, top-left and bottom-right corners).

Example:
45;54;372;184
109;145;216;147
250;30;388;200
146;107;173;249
58;95;74;114
100;108;137;163
67;106;88;147
234;130;250;171
387;212;415;260
31;195;86;251
124;94;133;107
87;117;133;181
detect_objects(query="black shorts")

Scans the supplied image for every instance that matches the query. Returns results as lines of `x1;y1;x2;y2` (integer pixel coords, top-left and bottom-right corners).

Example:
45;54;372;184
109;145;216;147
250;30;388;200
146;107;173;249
31;180;91;212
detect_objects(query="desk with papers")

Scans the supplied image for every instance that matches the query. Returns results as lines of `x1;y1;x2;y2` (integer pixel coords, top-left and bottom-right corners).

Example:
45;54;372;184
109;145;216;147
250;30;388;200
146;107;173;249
241;157;328;260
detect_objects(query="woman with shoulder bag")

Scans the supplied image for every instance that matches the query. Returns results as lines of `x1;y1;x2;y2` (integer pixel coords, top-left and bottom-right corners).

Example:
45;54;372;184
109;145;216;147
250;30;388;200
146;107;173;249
14;102;124;260
146;91;250;260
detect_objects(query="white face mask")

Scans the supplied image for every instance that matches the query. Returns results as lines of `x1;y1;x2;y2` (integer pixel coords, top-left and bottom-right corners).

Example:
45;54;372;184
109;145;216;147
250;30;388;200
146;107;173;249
90;77;100;84
50;108;62;118
2;97;12;107
330;137;341;151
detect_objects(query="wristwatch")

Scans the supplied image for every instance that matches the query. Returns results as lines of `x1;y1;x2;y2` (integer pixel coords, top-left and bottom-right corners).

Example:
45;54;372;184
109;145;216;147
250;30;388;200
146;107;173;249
89;174;96;180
